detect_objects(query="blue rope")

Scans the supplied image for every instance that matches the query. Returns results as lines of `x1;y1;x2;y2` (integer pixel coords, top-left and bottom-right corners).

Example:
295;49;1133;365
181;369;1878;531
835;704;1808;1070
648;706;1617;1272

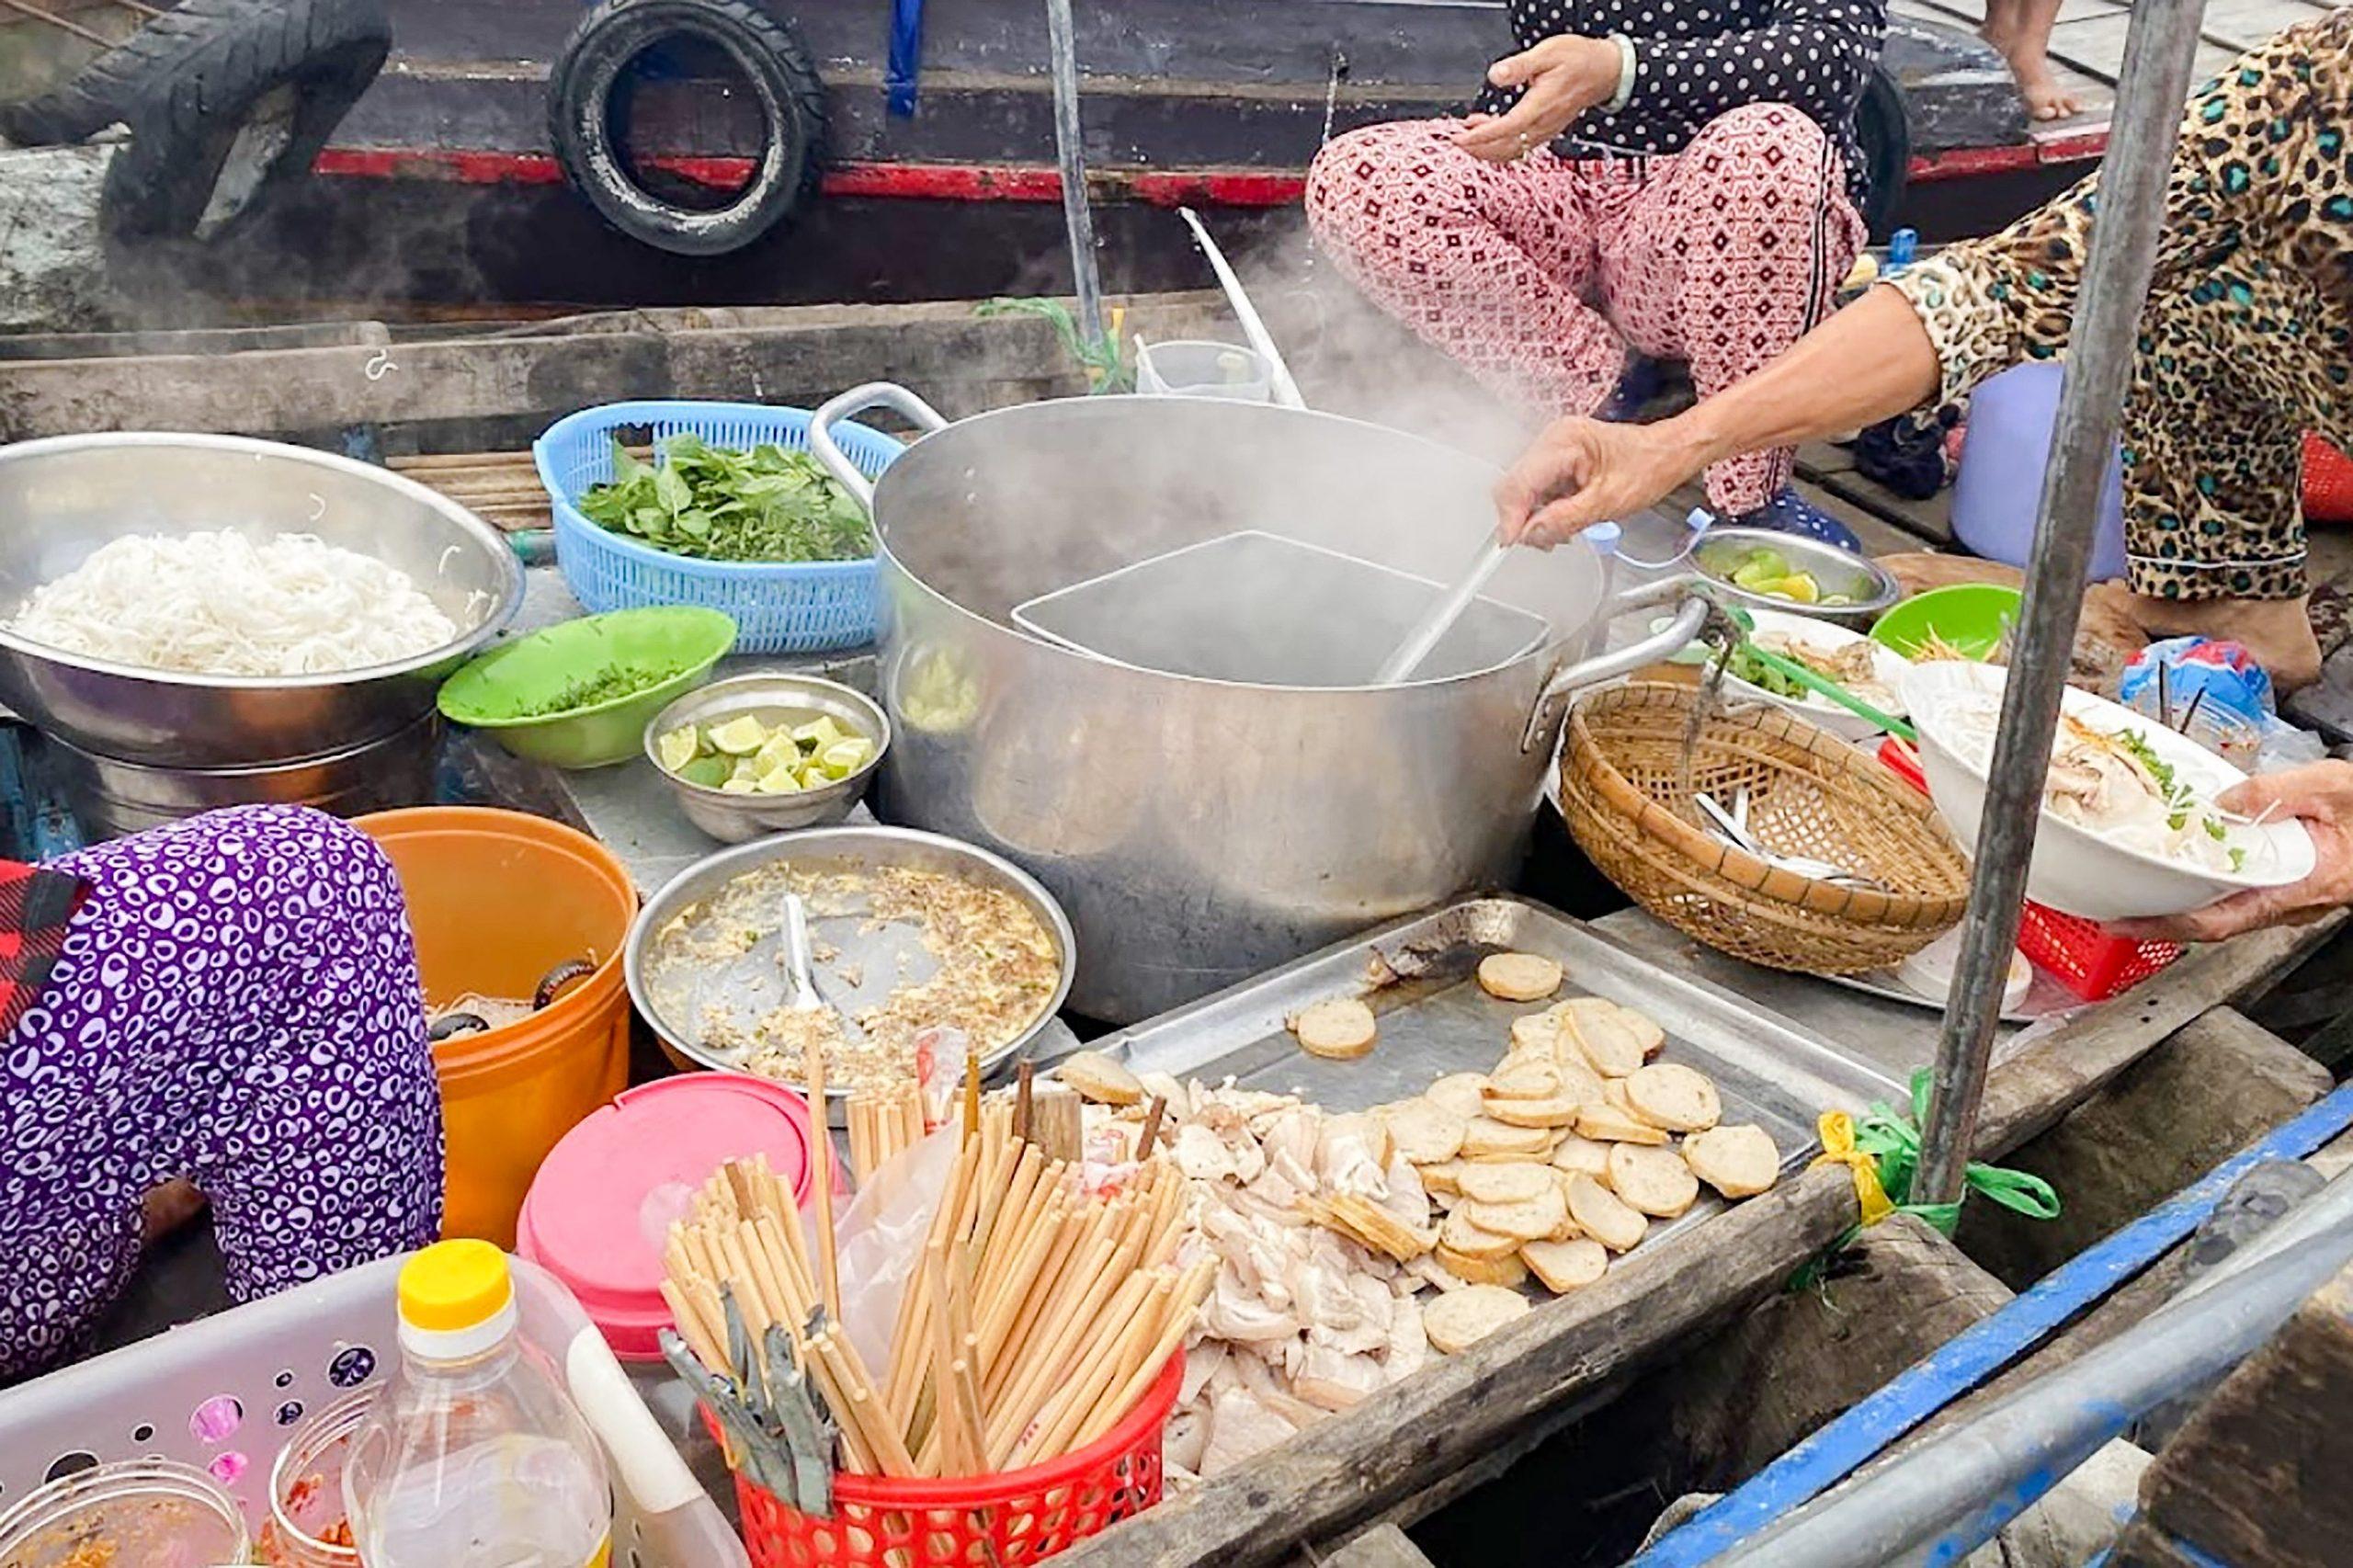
885;0;925;116
1636;1079;2353;1566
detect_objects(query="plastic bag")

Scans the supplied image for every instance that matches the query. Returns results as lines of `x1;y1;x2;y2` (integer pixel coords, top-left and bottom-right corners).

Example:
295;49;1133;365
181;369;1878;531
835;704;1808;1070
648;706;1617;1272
2256;717;2328;773
2120;636;2274;721
833;1124;961;1376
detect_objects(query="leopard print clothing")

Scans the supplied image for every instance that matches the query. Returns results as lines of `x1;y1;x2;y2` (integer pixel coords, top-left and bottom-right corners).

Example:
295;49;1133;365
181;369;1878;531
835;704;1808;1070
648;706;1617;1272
1889;8;2353;603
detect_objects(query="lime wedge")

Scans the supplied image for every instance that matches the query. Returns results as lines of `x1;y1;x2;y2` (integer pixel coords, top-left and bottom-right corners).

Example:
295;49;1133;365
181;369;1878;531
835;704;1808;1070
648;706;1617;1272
755;764;807;794
719;776;759;794
709;715;769;756
656;726;701;773
676;754;733;789
728;756;758;784
754;731;801;774
819;737;874;778
790;716;845;751
1770;573;1821;605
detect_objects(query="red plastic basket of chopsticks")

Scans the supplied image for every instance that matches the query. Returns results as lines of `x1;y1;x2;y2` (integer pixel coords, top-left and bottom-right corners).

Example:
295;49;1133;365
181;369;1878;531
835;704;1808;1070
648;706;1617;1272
733;1353;1181;1567
1875;736;2181;1001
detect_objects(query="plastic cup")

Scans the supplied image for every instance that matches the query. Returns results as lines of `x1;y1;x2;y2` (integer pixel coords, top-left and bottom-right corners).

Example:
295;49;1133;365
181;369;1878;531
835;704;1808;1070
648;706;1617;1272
0;1459;249;1567
257;1392;371;1567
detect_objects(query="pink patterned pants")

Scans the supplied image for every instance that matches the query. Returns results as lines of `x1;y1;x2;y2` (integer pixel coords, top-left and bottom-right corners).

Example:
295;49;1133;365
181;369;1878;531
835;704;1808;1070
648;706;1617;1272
1306;105;1867;515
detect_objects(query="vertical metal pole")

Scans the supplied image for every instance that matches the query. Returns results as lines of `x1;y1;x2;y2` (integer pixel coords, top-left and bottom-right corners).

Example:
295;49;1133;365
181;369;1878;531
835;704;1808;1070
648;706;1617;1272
1915;0;2211;1205
1043;0;1105;345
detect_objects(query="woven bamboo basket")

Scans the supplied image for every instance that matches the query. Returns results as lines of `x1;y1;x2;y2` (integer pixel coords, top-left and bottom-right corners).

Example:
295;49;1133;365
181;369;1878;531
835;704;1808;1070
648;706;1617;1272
1559;682;1972;975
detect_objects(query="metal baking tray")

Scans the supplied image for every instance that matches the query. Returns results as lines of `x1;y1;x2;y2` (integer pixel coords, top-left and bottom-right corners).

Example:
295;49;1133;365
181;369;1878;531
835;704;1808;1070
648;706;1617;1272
1067;895;1904;1243
1010;530;1552;687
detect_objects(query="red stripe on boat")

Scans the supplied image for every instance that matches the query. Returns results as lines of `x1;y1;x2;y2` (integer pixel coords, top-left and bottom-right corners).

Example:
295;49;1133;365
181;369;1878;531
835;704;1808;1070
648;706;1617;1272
313;137;2111;199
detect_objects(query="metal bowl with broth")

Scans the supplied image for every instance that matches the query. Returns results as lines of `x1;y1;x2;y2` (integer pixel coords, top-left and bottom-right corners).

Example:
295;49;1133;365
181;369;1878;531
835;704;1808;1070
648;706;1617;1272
623;824;1076;1095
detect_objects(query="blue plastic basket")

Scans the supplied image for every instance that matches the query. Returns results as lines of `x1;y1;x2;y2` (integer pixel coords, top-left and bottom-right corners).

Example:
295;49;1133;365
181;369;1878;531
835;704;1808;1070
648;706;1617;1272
534;400;904;653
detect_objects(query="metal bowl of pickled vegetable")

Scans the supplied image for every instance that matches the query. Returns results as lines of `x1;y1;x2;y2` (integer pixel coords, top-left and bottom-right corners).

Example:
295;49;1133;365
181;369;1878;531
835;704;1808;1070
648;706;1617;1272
643;672;891;841
1690;528;1901;630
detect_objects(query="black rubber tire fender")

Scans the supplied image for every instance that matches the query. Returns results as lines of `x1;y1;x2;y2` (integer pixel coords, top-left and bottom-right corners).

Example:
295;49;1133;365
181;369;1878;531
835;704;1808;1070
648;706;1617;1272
1854;62;1913;243
0;28;140;146
3;0;382;157
91;0;391;243
546;0;827;258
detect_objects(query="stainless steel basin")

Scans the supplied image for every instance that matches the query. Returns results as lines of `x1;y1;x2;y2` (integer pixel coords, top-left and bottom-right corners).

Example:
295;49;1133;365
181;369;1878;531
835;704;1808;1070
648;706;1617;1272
0;433;524;768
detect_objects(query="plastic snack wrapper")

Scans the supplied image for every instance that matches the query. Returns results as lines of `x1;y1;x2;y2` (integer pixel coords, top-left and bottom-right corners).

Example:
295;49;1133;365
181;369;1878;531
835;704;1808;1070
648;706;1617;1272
509;1254;752;1568
2120;635;2323;773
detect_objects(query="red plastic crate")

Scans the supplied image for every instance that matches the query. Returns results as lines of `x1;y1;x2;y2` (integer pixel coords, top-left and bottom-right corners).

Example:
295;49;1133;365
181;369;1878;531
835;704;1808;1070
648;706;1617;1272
731;1355;1181;1566
2305;433;2353;525
1876;737;2182;1002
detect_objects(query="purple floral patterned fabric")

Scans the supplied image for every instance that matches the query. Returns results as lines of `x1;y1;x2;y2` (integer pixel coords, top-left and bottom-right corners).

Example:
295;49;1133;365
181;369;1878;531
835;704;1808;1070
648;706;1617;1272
0;805;442;1380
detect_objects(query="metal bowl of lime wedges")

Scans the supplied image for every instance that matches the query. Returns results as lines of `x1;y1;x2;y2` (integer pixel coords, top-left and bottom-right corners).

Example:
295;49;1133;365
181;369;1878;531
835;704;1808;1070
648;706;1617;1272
643;673;891;841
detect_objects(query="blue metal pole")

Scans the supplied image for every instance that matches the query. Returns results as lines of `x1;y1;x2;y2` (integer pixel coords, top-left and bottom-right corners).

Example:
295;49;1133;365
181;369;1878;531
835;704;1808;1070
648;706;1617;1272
1633;1081;2353;1566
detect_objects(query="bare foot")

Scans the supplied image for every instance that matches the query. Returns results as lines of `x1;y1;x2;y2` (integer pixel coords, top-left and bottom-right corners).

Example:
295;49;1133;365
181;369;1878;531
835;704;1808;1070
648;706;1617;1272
2010;54;2085;122
2129;591;2324;695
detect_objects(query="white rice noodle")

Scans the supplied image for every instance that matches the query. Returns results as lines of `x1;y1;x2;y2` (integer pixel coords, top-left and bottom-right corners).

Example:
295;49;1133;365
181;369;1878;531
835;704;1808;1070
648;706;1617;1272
9;530;462;676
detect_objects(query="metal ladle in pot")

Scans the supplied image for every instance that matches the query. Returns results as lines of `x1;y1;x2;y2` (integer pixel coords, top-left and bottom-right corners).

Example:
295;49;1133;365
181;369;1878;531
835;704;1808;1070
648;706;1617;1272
1374;534;1511;685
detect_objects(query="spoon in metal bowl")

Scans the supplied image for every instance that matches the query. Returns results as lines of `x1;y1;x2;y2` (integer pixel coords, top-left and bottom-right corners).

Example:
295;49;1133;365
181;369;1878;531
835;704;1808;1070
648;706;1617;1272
781;892;826;1016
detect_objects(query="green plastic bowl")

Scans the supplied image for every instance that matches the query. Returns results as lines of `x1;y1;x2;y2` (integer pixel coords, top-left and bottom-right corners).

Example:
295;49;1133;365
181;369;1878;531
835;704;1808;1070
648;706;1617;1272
438;607;737;767
1868;584;2023;662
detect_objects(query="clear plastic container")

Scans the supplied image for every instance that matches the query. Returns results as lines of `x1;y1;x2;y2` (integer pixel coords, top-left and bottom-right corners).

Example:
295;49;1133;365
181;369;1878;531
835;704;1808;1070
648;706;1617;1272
0;1458;249;1568
342;1242;613;1568
257;1391;371;1567
1135;339;1275;402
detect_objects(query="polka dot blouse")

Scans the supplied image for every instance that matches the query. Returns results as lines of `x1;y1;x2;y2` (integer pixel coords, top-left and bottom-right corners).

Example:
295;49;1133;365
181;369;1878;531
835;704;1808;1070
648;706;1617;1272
1477;0;1887;199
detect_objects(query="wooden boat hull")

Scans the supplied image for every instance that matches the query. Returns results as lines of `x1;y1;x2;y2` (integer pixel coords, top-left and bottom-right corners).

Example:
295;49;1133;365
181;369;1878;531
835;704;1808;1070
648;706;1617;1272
3;0;2107;309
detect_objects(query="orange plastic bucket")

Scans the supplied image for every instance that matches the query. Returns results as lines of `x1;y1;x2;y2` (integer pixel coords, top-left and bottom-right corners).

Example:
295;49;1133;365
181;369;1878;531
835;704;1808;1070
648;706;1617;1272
358;807;637;1246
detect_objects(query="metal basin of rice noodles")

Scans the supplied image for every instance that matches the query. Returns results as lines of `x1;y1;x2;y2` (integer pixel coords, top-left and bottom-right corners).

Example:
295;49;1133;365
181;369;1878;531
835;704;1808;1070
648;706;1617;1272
0;434;524;768
812;385;1710;1024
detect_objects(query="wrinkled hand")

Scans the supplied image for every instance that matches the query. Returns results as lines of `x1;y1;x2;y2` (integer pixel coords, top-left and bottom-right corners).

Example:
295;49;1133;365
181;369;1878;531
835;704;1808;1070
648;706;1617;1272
1494;415;1710;547
1455;36;1620;162
2109;760;2353;944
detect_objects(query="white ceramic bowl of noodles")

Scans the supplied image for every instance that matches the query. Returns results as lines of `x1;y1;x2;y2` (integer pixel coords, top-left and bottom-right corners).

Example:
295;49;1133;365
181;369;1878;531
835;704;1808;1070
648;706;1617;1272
1720;608;1912;742
1899;661;2315;922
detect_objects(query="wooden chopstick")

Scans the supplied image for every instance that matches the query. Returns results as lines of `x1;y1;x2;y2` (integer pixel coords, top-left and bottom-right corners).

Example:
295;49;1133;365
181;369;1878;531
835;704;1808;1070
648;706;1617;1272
665;1098;1209;1482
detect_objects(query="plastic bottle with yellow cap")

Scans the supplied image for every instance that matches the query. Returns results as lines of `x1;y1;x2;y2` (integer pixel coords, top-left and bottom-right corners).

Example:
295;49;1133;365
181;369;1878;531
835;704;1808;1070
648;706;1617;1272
343;1240;613;1567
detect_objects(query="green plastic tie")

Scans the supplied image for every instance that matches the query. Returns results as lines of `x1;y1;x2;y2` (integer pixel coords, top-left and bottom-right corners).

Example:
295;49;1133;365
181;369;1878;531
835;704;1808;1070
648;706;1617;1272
1789;1069;2059;1290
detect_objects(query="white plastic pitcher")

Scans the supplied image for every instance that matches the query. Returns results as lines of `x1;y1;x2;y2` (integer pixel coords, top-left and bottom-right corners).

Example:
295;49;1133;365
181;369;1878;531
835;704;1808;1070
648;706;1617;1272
1135;339;1276;402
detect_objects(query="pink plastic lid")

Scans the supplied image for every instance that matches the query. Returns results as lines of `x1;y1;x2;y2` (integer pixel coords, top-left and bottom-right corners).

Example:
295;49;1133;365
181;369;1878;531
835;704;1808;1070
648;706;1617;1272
517;1073;836;1361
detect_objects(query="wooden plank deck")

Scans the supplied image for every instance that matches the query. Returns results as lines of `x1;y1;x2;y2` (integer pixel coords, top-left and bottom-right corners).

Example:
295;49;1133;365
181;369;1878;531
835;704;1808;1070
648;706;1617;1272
1890;0;2349;137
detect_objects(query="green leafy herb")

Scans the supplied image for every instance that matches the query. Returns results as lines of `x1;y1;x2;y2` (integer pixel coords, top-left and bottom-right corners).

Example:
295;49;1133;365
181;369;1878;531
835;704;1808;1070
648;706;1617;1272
2229;846;2248;872
2205;815;2229;841
2112;729;2181;801
506;661;687;718
577;435;873;563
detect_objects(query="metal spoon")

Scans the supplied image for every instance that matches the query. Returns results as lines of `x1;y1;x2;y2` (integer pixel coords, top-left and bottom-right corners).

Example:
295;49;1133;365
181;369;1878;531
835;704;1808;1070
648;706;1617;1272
1694;790;1890;891
781;892;824;1016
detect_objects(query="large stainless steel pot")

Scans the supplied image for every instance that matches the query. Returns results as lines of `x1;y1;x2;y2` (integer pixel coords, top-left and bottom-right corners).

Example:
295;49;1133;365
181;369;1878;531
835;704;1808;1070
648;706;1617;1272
812;385;1713;1024
0;433;524;768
